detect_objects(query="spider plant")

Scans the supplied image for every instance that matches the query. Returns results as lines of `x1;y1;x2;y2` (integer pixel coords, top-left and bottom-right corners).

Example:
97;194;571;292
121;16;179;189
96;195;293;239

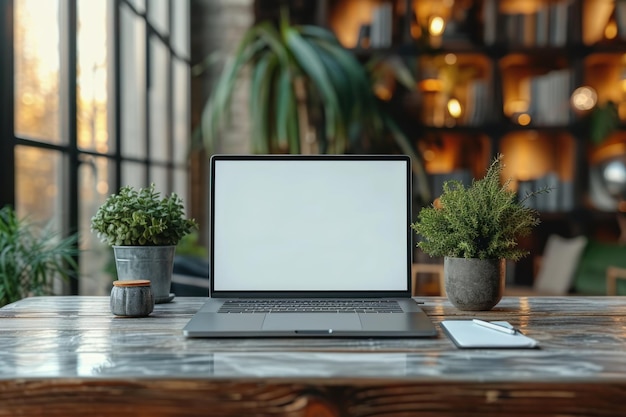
198;11;430;202
0;206;78;307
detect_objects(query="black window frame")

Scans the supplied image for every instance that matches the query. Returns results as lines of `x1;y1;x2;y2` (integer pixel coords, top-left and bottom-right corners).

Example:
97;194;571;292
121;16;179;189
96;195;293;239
0;0;191;295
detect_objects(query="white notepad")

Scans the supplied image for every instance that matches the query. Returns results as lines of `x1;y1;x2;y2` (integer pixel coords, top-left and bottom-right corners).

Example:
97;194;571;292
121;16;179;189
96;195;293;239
441;320;539;349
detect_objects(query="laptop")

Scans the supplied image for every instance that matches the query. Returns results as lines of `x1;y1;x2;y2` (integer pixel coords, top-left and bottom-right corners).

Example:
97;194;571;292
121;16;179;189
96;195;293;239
183;154;437;338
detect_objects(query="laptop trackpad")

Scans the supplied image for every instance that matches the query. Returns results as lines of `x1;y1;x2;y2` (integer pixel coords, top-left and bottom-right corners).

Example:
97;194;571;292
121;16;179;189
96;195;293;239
262;313;361;332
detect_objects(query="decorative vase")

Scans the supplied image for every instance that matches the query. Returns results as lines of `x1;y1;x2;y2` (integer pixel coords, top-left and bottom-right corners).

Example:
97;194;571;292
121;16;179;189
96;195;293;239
113;245;176;304
444;257;505;311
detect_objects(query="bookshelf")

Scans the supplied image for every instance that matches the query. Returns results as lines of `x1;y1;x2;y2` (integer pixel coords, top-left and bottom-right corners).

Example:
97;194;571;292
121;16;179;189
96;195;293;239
309;0;626;284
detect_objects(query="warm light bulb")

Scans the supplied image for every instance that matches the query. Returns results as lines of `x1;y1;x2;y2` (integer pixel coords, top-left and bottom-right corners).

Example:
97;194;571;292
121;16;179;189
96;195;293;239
444;53;457;65
423;149;436;161
571;86;597;111
447;98;462;118
429;16;445;36
517;113;531;126
606;21;618;40
419;78;443;92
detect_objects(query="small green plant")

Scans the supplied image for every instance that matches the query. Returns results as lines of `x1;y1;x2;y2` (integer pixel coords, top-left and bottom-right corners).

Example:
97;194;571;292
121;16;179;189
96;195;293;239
589;101;619;145
411;155;547;261
91;184;197;246
0;205;78;307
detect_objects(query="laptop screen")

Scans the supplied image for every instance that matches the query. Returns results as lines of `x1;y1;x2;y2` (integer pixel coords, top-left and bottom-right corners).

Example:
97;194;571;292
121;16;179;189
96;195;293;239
210;155;412;297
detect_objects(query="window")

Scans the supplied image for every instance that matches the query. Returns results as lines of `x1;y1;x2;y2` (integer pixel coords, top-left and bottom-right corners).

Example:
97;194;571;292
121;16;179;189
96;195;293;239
1;0;191;295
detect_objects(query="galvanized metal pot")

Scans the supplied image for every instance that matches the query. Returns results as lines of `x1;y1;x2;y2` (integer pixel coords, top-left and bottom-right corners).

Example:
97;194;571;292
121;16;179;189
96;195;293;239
113;245;176;304
444;257;506;311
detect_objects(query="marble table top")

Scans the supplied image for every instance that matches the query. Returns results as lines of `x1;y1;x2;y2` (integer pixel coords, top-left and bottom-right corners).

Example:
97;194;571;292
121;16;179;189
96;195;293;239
1;296;625;416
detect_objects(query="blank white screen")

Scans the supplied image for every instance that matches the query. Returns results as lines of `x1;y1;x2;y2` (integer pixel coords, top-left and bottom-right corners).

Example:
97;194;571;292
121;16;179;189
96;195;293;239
212;158;409;291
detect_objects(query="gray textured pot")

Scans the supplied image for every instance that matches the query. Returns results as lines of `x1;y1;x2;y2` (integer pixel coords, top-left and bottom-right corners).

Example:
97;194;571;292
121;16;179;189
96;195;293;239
444;257;505;311
113;245;176;304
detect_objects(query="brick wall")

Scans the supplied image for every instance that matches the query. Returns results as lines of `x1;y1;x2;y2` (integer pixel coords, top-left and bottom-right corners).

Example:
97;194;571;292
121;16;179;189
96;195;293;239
191;0;254;154
189;0;254;242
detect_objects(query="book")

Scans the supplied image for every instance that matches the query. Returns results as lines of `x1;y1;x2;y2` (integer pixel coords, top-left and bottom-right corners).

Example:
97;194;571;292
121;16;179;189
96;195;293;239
370;3;392;48
483;0;497;45
617;0;626;40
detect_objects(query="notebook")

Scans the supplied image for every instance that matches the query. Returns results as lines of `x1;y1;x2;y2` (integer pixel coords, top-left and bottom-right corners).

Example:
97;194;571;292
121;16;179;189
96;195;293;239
183;154;437;338
440;320;539;349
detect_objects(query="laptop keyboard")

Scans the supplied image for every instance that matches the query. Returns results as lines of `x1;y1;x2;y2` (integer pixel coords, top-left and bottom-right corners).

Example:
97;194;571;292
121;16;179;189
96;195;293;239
218;299;403;313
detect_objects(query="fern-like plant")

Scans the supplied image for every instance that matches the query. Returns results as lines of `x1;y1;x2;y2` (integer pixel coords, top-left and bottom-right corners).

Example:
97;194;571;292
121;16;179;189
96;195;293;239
411;155;547;261
0;206;78;307
91;184;197;246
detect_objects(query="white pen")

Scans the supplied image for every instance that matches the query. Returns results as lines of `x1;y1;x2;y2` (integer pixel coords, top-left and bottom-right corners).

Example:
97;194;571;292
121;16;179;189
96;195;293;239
472;319;516;335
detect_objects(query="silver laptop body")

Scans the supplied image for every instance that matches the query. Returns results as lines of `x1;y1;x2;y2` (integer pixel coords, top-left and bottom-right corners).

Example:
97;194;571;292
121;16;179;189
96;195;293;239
183;154;436;337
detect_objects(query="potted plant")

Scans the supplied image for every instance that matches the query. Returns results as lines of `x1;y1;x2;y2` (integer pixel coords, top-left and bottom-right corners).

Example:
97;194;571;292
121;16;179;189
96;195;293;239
196;10;431;204
0;205;78;307
411;154;547;310
90;184;197;304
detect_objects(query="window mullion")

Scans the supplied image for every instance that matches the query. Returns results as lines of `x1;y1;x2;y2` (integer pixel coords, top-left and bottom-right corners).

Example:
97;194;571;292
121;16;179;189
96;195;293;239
167;0;174;194
112;0;122;191
0;0;15;209
144;0;151;184
59;0;80;294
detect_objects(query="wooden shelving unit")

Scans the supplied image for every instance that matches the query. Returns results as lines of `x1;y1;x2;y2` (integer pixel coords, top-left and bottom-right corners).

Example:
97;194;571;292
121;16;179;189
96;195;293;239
306;0;626;284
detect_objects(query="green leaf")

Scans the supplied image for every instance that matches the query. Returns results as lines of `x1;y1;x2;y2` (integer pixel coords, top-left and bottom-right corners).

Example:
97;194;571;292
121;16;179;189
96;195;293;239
250;52;277;153
298;24;341;44
190;51;222;77
366;55;417;90
286;81;301;153
283;25;343;144
275;64;294;151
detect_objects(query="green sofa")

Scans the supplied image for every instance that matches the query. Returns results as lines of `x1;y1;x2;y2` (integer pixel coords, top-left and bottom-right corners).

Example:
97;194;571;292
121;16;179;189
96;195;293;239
573;240;626;295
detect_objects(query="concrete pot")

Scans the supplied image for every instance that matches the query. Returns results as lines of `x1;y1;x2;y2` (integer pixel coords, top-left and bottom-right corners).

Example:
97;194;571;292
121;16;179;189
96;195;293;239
444;257;505;311
113;245;176;304
110;279;154;317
